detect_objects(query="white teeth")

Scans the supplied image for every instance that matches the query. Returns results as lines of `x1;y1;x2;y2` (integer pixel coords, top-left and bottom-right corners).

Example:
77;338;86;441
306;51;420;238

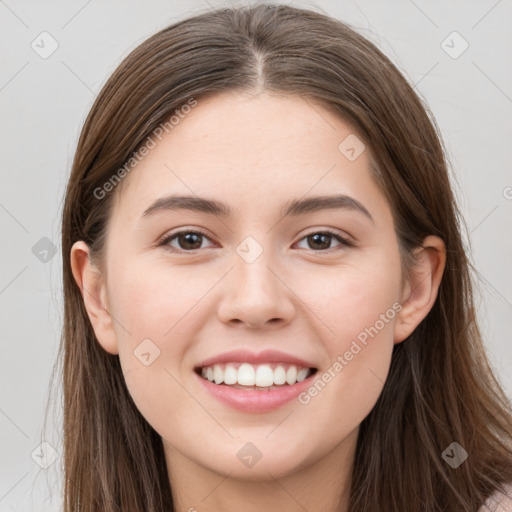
296;368;309;382
286;366;297;385
255;365;274;387
237;363;256;385
274;365;286;385
199;362;313;387
213;364;224;384
223;364;237;385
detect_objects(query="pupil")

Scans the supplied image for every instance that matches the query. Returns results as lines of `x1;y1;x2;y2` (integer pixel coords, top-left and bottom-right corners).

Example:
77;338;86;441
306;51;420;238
180;233;201;250
309;233;330;250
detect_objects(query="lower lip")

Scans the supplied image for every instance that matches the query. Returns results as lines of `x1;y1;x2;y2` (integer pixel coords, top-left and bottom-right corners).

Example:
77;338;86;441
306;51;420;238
194;371;316;413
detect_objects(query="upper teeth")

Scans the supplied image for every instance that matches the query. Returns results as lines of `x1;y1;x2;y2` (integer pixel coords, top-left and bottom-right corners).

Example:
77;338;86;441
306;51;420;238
200;363;312;387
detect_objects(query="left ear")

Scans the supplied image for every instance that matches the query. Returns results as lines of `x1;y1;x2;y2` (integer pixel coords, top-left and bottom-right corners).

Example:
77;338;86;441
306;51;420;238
394;235;446;344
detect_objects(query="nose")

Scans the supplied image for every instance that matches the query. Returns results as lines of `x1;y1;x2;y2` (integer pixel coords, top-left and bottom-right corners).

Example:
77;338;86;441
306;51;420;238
217;250;296;330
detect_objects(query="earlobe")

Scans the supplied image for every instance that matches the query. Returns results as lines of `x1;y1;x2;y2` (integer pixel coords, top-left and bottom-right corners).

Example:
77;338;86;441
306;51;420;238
393;236;446;344
70;241;119;355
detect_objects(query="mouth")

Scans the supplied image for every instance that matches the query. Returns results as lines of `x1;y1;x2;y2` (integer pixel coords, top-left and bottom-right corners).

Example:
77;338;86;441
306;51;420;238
194;362;318;391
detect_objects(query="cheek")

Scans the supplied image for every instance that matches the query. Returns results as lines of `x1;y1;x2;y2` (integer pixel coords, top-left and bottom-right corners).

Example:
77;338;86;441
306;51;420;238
297;250;401;343
294;253;400;422
107;262;217;422
109;259;212;344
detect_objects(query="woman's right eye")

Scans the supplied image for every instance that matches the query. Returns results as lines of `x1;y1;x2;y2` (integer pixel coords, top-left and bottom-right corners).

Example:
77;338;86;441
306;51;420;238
159;230;215;252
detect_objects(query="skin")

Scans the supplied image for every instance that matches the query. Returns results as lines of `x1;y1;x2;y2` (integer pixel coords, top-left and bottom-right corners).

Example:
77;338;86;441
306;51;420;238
71;91;446;512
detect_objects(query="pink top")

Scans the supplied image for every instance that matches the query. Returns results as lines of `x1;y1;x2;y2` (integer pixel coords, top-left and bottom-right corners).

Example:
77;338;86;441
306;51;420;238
479;483;512;511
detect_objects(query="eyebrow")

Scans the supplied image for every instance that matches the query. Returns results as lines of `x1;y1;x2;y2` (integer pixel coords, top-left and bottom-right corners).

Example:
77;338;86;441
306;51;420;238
141;194;374;223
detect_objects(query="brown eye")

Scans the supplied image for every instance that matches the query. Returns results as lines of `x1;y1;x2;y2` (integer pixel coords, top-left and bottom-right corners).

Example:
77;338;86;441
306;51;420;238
307;233;332;250
160;230;214;252
296;230;353;251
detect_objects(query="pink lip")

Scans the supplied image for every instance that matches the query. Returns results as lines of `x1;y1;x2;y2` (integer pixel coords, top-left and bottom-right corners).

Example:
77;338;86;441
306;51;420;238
194;370;317;413
195;349;317;370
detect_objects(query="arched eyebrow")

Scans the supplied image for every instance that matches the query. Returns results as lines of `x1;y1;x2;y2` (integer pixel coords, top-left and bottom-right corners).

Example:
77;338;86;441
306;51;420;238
141;194;374;223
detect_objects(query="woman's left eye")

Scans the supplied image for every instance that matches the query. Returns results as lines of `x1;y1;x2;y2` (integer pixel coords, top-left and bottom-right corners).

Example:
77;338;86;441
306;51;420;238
159;229;353;253
295;230;354;251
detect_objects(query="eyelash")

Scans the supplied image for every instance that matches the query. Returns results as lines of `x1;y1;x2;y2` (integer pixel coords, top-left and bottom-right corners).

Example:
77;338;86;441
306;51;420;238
157;228;354;253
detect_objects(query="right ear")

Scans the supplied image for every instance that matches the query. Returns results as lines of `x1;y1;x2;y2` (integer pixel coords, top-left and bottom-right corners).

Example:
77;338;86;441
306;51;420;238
70;241;119;355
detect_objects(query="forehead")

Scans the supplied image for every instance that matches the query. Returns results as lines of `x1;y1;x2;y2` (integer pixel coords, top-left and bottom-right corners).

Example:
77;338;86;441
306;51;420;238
111;91;387;223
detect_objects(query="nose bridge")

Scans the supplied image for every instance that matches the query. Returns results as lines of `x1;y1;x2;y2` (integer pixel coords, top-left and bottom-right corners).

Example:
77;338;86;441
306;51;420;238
217;232;295;327
233;233;280;298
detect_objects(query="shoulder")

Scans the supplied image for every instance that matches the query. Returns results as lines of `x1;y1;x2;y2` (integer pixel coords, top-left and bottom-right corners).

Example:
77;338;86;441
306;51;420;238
479;482;512;512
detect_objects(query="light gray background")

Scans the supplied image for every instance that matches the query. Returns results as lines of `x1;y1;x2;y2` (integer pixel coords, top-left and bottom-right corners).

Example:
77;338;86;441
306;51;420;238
1;0;511;509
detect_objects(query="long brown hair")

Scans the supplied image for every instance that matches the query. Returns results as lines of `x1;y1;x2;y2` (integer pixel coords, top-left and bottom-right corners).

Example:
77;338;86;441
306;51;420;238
53;3;512;510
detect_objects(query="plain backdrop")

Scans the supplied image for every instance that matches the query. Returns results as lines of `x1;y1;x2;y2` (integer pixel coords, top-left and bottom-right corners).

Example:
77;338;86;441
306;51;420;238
1;0;511;509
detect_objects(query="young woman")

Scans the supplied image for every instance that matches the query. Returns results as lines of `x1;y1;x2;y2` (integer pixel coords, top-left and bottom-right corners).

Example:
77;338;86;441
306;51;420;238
57;3;512;511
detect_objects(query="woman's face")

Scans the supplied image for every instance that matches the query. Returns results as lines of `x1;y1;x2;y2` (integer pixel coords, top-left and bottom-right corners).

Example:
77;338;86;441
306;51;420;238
75;91;423;481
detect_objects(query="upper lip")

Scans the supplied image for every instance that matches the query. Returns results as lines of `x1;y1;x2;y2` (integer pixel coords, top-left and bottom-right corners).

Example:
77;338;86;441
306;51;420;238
195;349;318;369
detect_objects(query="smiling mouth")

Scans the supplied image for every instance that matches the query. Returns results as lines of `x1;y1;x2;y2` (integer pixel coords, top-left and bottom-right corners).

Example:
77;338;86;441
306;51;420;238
194;362;318;390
